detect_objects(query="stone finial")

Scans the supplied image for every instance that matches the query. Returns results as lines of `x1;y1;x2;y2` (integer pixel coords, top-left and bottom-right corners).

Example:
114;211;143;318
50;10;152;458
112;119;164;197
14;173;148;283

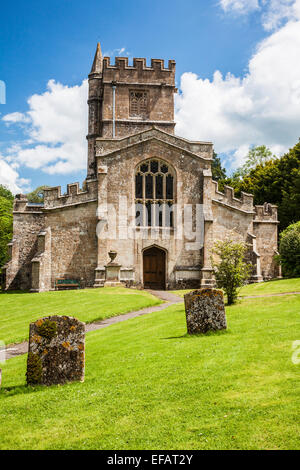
26;316;85;386
184;288;227;334
90;42;103;74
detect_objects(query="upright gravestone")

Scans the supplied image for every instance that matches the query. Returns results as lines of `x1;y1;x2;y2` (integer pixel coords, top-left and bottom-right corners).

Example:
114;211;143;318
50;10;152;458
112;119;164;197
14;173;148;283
184;288;227;334
26;315;85;386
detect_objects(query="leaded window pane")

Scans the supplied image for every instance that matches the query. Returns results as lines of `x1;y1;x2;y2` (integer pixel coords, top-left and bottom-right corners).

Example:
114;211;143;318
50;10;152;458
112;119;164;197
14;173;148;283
166;202;174;228
146;201;152;227
156;174;163;199
140;163;148;173
150;160;159;173
135;173;143;198
145;174;153;199
166;174;173;199
135;203;144;227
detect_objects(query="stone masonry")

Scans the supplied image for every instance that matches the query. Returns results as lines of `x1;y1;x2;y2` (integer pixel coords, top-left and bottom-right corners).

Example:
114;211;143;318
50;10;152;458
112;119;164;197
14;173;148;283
1;43;280;292
26;315;85;386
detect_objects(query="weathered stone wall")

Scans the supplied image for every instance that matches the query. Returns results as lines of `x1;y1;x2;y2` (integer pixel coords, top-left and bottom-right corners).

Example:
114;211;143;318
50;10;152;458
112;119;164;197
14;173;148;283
46;201;98;289
3;197;45;290
253;205;279;279
27;315;85;386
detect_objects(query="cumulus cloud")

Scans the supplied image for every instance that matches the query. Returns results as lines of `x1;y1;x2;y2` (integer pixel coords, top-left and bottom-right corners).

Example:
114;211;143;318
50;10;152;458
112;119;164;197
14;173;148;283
2;79;88;176
0;156;30;193
175;1;300;169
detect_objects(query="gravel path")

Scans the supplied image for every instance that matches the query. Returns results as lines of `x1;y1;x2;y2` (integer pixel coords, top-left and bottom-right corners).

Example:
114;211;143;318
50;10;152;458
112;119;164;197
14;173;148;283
4;290;182;360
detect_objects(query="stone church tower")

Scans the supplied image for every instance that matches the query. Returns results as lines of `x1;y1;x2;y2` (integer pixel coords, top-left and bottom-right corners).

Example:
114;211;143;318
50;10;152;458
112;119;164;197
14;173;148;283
2;44;280;292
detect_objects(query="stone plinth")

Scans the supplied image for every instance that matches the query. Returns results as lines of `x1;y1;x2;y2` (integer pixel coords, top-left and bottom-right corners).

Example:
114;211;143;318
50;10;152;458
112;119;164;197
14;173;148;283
26;315;85;386
103;250;122;287
184;288;227;334
104;263;122;287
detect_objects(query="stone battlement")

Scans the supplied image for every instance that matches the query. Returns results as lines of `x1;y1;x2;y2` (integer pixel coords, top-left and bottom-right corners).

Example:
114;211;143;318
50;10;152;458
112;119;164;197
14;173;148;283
43;180;98;209
14;180;98;212
101;57;176;86
253;203;278;222
212;181;254;213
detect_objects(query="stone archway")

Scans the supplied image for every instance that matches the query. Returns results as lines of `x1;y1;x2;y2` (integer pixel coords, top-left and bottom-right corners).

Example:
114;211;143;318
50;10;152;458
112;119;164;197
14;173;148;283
143;246;166;290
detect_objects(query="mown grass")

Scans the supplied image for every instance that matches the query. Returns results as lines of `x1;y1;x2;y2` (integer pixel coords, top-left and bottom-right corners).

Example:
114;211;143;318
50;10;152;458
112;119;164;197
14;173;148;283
0;294;299;450
171;277;300;298
0;287;161;345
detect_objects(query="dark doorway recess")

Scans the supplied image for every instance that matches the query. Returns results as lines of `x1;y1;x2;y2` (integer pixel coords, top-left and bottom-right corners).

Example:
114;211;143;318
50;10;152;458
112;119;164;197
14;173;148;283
143;246;166;290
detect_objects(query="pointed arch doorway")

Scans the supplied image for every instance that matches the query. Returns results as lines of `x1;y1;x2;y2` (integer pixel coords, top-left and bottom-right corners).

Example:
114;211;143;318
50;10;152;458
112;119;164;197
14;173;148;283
143;246;166;290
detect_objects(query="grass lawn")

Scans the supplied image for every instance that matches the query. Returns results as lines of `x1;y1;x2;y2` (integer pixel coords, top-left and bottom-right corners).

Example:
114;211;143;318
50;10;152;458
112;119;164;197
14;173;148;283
0;293;299;449
171;277;300;298
0;287;161;345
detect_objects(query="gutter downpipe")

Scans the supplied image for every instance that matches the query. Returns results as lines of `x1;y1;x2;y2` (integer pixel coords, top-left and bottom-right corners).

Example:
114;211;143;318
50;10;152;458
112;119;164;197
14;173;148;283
112;82;116;138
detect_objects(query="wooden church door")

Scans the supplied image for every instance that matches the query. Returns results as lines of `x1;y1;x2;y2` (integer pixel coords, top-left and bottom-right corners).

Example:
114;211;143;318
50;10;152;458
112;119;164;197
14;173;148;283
143;247;166;290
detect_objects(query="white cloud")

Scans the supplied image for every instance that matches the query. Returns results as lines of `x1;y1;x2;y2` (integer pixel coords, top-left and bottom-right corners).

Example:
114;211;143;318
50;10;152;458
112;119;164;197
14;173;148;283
2;112;30;124
219;0;260;14
2;79;88;175
262;0;297;31
220;0;300;31
175;7;300;170
0;156;30;193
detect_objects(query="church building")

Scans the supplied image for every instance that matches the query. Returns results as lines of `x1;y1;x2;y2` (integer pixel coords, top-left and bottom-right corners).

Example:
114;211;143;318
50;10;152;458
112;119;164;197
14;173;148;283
2;44;280;292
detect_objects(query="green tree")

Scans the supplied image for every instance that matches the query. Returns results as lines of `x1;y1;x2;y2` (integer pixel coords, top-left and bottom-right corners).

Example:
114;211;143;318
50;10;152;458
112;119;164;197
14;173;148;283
26;185;49;203
234;145;275;179
212;151;227;182
0;195;13;270
238;140;300;231
0;184;14;201
278;221;300;277
211;239;252;305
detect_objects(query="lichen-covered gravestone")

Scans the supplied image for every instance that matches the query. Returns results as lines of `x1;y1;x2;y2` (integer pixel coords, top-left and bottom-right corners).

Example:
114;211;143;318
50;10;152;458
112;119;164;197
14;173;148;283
26;315;85;386
184;288;227;334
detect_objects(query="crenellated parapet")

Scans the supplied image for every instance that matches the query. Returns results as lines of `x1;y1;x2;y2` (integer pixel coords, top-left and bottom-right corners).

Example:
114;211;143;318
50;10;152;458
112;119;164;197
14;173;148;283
43;180;98;209
102;57;176;86
253;203;278;223
212;181;254;213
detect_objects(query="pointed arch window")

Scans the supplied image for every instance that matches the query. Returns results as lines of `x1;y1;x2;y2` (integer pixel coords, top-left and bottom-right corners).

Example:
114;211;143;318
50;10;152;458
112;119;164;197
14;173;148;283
135;159;175;227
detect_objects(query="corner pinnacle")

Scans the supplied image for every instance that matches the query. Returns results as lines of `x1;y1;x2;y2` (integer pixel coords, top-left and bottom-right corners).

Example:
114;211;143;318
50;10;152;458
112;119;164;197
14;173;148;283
90;42;103;74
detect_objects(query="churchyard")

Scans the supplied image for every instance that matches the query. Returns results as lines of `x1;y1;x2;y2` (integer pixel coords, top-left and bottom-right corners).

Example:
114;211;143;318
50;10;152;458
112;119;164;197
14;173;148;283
0;279;299;450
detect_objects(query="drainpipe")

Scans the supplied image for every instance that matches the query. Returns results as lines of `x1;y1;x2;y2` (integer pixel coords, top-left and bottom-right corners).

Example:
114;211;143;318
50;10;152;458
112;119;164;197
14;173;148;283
112;81;116;138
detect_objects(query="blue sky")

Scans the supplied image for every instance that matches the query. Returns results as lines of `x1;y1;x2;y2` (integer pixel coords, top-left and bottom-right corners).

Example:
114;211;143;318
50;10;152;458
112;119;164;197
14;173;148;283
1;0;300;193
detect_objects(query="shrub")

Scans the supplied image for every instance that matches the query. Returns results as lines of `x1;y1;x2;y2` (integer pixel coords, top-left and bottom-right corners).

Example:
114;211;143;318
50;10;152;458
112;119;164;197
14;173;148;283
211;239;252;305
279;221;300;277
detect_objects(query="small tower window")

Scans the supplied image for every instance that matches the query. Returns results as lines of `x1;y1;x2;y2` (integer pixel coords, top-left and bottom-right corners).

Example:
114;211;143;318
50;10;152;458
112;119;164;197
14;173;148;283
130;90;149;117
